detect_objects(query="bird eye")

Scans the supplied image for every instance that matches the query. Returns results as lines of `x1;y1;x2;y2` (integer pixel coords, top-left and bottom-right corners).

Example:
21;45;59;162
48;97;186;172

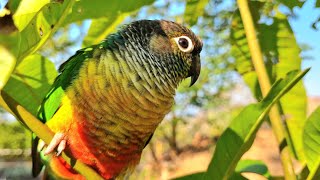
178;38;189;48
174;36;194;53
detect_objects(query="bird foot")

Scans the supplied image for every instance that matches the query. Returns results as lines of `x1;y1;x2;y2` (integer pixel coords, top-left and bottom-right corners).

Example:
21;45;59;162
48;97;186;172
44;132;67;156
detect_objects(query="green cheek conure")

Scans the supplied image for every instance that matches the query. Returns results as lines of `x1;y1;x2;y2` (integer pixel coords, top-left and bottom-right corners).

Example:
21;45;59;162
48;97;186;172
32;20;203;179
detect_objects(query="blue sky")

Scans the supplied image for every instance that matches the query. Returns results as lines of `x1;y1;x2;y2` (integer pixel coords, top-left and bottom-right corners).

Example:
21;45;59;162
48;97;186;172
290;0;320;96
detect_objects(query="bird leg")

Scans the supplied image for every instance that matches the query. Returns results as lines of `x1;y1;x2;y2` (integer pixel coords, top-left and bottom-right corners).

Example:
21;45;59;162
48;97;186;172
44;132;67;156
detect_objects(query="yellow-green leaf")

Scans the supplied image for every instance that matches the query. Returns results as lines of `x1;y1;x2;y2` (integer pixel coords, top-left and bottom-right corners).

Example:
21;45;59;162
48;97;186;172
82;14;128;47
82;0;155;47
13;0;50;31
0;33;20;90
304;107;320;180
17;0;75;62
63;0;155;25
3;54;57;115
0;45;16;89
204;69;309;180
230;7;307;161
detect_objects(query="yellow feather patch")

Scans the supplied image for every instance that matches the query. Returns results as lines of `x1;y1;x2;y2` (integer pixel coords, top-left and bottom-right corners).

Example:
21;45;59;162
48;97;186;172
46;96;73;132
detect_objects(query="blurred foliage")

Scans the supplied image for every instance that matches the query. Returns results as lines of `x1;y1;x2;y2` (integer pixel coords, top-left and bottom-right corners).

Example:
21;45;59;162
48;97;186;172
0;120;31;149
184;0;209;26
40;23;88;64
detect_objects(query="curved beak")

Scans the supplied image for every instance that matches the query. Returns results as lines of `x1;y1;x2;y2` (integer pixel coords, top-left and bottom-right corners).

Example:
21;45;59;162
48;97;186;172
188;54;201;87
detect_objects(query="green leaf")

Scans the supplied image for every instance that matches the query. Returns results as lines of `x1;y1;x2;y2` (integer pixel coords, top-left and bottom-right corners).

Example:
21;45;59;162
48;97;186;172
184;0;209;26
307;166;320;180
16;0;75;61
317;0;320;7
304;107;320;180
172;172;248;180
63;0;155;25
230;1;263;99
13;0;50;31
7;0;22;13
0;44;16;90
3;54;57;115
0;31;21;90
235;160;271;178
82;15;128;47
173;172;205;180
231;8;307;160
203;69;309;180
259;13;307;161
171;161;264;180
278;0;305;10
273;13;307;161
82;0;155;47
229;173;248;180
12;0;154;62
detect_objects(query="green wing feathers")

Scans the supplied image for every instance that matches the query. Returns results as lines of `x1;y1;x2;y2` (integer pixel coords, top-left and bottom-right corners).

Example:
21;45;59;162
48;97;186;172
38;47;96;122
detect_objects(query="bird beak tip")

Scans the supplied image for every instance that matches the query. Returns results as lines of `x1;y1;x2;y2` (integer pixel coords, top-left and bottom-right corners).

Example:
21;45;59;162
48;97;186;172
188;55;201;87
189;71;200;87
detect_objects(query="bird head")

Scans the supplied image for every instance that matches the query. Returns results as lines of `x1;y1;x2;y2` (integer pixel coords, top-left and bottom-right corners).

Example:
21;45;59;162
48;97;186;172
156;20;203;86
114;20;203;87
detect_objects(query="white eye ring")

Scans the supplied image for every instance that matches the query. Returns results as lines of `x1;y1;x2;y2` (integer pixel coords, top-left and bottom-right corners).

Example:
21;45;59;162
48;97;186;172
173;36;194;53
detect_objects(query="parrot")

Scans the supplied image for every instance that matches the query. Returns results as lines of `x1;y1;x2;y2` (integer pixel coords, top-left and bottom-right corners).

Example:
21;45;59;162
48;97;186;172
32;19;203;180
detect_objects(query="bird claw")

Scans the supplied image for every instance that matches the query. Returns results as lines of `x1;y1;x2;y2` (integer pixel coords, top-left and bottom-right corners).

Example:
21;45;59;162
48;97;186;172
44;132;66;156
56;139;66;156
38;140;46;151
